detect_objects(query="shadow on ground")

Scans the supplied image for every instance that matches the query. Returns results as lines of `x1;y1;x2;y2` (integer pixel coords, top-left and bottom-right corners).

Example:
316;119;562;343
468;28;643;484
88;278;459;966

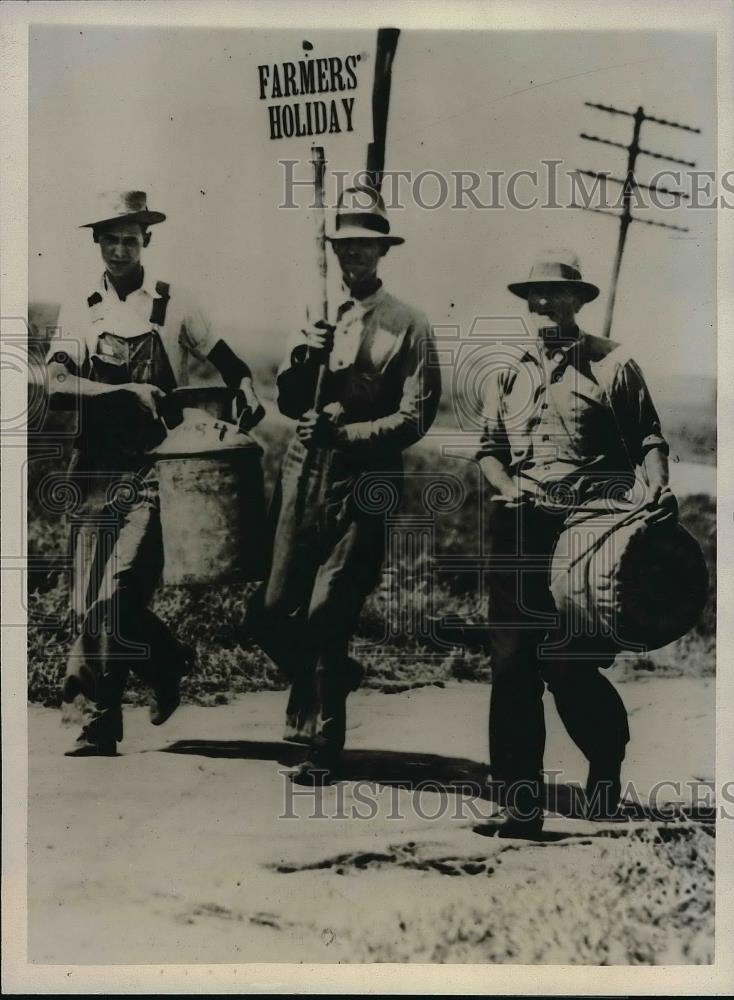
161;738;716;827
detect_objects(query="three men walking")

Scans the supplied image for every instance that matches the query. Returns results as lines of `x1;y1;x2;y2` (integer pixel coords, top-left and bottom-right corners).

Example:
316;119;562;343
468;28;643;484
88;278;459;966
46;191;678;838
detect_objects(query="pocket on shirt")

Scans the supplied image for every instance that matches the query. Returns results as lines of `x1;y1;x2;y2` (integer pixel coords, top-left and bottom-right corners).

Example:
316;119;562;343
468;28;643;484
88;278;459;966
566;379;614;448
569;374;607;408
363;326;404;374
90;333;128;384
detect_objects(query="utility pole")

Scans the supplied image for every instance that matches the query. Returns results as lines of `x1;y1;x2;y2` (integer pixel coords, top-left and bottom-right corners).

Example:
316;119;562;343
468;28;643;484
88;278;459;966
576;101;701;338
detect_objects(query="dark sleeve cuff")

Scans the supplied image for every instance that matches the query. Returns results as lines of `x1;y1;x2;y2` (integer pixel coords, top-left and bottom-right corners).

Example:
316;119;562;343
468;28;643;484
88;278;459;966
640;434;669;457
291;344;313;366
47;350;81;376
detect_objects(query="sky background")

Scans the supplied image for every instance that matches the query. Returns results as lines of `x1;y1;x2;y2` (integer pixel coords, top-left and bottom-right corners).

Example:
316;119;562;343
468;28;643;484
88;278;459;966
29;26;717;385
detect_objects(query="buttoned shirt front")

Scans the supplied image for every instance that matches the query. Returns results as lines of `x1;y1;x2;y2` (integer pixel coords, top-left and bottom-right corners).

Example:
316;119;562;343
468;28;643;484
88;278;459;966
278;282;442;454
328;296;365;371
477;330;668;490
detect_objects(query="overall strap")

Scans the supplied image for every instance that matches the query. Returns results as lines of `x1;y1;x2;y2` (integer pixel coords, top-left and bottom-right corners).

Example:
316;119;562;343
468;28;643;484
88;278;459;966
80;289;106;373
149;280;170;326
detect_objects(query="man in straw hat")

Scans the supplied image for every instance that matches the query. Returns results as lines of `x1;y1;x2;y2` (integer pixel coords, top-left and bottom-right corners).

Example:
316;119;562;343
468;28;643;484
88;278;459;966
477;248;675;836
45;190;265;756
250;186;442;784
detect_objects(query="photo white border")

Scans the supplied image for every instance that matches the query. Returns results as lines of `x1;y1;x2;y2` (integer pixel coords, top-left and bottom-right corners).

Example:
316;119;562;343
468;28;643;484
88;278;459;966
2;0;733;993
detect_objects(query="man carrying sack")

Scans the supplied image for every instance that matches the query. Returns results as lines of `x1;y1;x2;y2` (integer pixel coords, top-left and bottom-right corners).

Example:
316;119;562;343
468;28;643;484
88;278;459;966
477;249;675;837
251;186;442;784
46;190;264;756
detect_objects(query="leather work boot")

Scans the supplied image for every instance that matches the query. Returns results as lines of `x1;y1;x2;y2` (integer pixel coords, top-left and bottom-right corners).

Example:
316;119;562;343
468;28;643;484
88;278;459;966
486;777;544;839
64;732;117;757
64;714;119;757
496;804;545;840
289;745;341;786
585;757;624;820
149;680;181;727
149;642;195;726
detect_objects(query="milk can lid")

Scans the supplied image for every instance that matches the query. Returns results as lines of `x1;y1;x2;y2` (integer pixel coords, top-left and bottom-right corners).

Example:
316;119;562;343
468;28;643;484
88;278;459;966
149;408;263;459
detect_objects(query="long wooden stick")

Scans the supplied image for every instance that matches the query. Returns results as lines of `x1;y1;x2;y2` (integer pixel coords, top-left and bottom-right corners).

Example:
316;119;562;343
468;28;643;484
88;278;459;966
292;146;329;530
310;145;329;410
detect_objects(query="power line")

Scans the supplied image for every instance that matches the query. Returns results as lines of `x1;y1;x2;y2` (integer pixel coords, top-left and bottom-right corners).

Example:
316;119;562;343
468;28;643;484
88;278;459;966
576;103;701;337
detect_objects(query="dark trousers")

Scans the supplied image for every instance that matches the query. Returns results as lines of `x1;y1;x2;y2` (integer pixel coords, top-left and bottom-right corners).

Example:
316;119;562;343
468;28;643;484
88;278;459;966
258;512;385;754
64;473;187;742
486;498;629;804
249;443;387;755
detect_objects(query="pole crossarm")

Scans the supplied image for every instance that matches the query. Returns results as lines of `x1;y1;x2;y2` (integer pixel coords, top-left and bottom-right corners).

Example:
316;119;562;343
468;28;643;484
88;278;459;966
574;206;621;220
636;146;696;168
579;132;628;152
584;100;701;133
574;204;690;233
579;100;700;337
584;100;637;118
574;168;689;199
580;133;696;168
626;215;690;233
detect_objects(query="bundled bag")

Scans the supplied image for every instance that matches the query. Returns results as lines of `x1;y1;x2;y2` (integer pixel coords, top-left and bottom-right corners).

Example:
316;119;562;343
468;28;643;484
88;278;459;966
549;502;709;652
545;341;709;652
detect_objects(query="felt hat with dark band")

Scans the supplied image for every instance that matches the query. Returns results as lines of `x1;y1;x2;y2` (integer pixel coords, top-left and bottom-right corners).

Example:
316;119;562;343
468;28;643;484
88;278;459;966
326;186;404;246
81;190;166;230
508;249;599;303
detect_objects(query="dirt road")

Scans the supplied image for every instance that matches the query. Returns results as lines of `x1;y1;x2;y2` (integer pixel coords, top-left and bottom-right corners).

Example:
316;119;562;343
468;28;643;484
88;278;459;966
28;678;715;965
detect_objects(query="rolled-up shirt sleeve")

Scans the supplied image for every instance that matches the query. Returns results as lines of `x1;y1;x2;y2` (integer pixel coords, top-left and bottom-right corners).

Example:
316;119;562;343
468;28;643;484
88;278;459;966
178;292;217;362
45;303;90;376
340;319;442;452
614;358;669;465
476;364;511;466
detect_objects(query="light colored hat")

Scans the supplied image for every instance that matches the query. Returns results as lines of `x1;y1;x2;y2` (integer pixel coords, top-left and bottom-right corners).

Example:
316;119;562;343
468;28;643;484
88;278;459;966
508;249;599;303
326;186;404;246
81;190;166;230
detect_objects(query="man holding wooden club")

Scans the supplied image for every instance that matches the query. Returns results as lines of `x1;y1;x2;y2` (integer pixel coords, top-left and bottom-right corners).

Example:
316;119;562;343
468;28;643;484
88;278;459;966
252;186;441;784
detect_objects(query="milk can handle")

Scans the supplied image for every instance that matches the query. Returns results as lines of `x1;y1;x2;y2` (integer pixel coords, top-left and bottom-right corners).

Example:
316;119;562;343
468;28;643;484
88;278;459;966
155;392;184;434
232;388;245;423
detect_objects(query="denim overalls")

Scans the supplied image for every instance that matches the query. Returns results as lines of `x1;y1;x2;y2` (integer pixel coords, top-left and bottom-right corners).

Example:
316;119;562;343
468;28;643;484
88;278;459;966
63;281;189;743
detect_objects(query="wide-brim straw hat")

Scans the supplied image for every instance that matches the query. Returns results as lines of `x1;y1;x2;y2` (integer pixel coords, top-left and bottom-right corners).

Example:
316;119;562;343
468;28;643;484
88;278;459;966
508;249;599;303
326;185;404;246
81;190;166;230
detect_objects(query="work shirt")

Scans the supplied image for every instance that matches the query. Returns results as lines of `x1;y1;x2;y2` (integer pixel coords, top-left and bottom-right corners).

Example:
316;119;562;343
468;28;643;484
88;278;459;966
476;329;667;493
47;269;220;468
47;270;217;387
263;282;440;653
277;282;442;456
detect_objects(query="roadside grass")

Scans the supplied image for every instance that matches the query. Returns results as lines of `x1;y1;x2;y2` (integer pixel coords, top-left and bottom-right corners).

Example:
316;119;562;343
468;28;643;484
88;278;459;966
343;824;714;964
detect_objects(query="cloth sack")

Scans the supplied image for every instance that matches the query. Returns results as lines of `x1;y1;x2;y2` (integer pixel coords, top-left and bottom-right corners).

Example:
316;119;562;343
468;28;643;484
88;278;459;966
549;503;709;652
